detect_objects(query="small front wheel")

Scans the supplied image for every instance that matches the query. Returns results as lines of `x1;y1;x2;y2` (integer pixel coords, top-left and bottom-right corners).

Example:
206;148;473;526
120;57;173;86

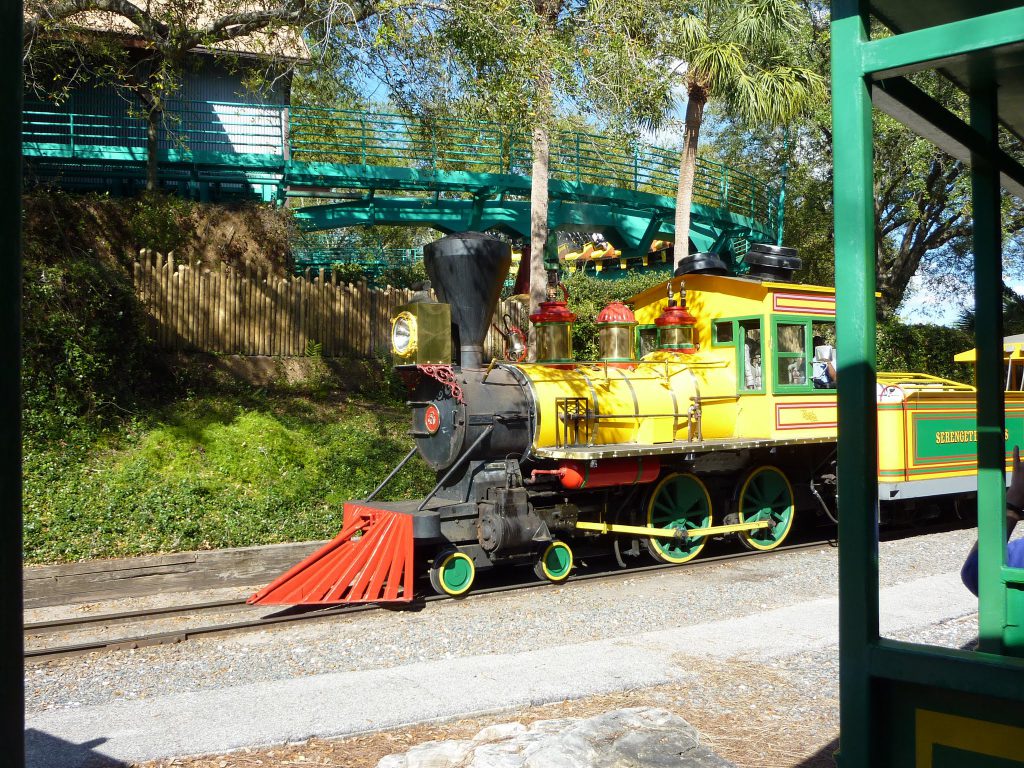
429;549;476;597
534;540;573;582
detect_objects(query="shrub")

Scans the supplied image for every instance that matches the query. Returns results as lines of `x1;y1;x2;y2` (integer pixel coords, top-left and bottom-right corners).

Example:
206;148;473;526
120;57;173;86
22;235;159;442
126;192;193;255
876;321;974;382
563;270;671;360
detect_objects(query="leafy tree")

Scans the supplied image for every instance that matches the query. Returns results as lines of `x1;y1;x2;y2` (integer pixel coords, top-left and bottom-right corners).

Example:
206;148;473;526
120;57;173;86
359;0;671;356
704;3;1024;319
665;0;822;271
23;0;380;191
956;284;1024;338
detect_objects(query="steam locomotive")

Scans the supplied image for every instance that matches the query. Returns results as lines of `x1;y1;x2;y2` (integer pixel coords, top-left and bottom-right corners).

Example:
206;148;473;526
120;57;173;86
251;232;1021;605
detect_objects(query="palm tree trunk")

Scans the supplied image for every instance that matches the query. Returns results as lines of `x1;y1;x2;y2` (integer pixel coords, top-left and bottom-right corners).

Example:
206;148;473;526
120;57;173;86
673;85;706;271
528;71;552;361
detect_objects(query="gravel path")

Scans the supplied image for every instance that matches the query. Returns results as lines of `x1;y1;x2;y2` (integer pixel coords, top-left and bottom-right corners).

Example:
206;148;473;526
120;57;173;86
26;527;977;715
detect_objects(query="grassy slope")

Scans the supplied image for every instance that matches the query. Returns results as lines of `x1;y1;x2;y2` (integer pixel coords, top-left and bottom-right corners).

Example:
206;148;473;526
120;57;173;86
24;390;434;564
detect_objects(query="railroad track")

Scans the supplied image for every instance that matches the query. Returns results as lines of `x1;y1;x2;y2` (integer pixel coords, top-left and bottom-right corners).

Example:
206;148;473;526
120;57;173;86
26;515;975;664
25;538;838;663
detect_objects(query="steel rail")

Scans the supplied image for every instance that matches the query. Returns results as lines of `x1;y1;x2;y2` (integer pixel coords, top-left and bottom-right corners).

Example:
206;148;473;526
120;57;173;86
24;599;245;638
25;517;971;664
24;539;832;664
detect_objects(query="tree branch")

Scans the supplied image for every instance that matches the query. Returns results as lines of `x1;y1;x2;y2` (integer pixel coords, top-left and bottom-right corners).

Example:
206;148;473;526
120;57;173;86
25;0;168;43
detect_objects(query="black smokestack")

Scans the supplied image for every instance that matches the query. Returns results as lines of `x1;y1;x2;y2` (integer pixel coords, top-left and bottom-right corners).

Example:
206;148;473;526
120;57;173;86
423;232;511;369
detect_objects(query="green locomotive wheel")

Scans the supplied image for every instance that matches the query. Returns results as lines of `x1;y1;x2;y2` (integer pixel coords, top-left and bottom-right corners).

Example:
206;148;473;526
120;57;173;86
429;550;476;597
737;466;795;551
534;540;573;582
645;472;713;564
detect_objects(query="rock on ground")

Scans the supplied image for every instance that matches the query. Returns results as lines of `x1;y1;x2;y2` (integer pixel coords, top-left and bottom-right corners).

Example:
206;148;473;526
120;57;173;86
376;707;733;768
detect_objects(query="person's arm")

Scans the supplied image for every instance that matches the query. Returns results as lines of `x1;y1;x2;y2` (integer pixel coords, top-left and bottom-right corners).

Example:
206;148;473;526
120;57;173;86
962;446;1023;596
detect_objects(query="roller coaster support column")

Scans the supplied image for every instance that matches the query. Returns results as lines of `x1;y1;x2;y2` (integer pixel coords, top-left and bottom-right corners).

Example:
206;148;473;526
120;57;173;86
832;2;878;765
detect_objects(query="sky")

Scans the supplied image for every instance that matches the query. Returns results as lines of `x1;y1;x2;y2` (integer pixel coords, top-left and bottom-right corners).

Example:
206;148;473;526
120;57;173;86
898;275;1024;327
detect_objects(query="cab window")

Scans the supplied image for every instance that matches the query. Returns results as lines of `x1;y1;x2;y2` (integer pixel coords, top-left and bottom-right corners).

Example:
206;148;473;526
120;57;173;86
740;320;763;391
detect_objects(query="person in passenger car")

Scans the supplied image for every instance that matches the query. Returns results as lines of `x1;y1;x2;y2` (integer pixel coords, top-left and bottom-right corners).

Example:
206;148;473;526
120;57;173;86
744;337;762;389
961;445;1024;596
812;335;837;389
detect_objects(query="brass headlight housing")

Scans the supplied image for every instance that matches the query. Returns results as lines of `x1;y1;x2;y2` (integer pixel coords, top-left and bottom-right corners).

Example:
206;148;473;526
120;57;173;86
391;311;418;358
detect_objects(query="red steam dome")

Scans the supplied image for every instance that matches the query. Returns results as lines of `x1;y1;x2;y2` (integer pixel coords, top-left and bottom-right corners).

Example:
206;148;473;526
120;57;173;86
596;301;636;325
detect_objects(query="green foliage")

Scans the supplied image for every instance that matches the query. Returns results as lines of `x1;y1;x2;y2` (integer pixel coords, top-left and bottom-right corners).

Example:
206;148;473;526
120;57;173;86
700;7;1024;318
955;284;1024;338
22;214;160;443
667;0;823;123
23;392;435;563
876;321;974;383
127;192;194;255
325;258;427;290
563;271;669;360
379;259;428;289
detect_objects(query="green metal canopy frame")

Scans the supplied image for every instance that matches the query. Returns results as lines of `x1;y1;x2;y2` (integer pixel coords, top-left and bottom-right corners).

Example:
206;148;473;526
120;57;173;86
832;2;1024;766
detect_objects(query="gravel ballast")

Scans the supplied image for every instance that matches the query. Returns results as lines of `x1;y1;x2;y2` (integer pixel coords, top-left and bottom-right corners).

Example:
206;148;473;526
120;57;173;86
24;527;984;767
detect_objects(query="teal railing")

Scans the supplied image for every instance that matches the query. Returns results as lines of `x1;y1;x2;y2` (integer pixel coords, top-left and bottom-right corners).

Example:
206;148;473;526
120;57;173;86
289;106;779;228
22;100;779;229
291;243;421;280
23;100;286;160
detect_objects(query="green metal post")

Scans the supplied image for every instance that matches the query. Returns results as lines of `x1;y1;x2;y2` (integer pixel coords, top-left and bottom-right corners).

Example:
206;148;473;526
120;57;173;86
831;2;878;766
970;83;1007;654
575;133;581;183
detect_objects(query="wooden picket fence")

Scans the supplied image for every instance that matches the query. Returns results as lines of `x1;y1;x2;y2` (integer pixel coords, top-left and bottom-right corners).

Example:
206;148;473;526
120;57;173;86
132;252;529;359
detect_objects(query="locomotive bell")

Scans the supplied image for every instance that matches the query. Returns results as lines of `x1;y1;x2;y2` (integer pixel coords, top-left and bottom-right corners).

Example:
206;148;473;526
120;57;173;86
596;301;637;363
656;282;697;353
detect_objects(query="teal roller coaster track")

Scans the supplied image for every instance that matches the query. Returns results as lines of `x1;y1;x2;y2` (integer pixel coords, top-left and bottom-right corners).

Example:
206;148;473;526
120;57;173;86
22;101;784;266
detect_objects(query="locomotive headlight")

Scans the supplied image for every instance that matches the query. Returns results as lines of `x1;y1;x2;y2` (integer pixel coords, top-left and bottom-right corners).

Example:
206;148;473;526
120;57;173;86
391;311;418;358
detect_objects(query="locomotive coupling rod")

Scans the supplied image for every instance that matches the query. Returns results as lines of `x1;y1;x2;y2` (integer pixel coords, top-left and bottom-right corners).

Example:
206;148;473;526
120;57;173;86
575;520;771;540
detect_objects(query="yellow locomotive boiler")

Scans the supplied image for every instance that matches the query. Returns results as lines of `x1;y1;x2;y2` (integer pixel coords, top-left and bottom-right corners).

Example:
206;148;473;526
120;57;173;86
251;233;1015;606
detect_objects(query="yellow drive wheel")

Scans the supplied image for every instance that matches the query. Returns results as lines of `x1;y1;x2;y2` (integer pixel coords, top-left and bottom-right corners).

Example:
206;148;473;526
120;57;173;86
429;550;475;597
644;472;713;564
737;466;795;551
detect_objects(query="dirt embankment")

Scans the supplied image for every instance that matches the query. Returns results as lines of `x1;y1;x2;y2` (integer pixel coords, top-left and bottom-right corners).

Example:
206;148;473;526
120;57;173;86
23;190;294;275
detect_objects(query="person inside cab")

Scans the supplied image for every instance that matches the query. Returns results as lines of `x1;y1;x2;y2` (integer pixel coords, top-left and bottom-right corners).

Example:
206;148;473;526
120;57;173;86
812;335;837;389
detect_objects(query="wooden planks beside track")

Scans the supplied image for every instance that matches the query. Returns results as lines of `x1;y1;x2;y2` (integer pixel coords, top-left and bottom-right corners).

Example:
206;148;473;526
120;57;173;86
24;541;325;609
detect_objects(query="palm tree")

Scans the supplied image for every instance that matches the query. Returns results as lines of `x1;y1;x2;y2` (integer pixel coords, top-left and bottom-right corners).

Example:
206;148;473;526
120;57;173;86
956;283;1024;337
668;0;823;270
